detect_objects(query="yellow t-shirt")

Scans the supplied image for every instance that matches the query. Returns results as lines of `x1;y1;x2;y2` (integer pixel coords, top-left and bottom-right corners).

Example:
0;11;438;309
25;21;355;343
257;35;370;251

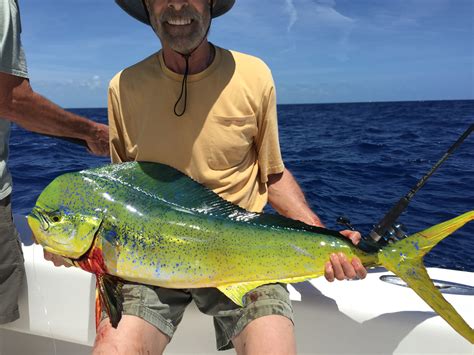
108;46;284;212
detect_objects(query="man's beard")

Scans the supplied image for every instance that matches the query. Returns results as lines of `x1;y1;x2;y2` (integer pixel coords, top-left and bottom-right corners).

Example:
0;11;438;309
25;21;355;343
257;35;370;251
150;5;210;54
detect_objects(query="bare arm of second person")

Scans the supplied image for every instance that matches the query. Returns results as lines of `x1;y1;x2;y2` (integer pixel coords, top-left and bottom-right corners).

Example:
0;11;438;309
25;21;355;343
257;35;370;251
267;168;367;282
0;72;110;266
0;72;109;156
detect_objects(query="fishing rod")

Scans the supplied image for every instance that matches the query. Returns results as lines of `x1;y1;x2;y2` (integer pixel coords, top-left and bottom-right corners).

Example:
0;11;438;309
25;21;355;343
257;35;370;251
339;124;473;252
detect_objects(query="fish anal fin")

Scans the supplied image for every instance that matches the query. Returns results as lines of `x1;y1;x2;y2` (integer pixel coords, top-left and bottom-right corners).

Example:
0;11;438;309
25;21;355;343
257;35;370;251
96;275;124;329
217;276;317;307
218;281;270;307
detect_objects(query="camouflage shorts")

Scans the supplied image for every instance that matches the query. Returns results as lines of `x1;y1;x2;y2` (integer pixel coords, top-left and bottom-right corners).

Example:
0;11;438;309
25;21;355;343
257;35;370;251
101;283;293;350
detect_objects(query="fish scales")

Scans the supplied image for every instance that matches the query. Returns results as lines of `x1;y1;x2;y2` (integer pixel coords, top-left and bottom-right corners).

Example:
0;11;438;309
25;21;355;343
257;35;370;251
56;163;367;287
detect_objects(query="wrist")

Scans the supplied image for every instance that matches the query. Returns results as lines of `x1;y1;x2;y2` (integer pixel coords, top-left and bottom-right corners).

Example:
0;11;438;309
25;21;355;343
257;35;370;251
77;119;100;141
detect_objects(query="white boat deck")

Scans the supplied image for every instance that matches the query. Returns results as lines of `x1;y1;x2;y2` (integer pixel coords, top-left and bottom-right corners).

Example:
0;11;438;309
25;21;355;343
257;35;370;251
1;215;473;354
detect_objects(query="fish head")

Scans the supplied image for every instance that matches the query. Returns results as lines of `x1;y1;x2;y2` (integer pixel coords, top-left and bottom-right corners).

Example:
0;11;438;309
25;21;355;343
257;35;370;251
27;172;103;259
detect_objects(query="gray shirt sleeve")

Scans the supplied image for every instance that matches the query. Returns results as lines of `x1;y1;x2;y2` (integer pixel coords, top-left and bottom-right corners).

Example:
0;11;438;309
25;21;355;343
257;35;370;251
0;0;28;78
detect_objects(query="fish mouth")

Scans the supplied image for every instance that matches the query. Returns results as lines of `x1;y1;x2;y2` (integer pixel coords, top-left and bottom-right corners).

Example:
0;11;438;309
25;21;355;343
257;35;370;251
29;207;49;231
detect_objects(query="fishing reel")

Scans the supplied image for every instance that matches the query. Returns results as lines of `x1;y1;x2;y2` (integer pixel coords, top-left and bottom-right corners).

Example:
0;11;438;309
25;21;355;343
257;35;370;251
368;222;408;245
336;216;408;253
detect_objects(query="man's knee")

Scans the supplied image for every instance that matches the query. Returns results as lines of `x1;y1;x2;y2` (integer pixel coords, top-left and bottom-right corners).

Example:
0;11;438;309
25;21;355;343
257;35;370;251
232;315;296;355
93;315;169;355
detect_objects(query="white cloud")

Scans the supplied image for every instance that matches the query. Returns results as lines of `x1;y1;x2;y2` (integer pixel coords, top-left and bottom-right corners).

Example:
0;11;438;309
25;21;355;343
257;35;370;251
285;0;298;32
362;0;453;35
293;0;356;62
81;75;102;90
294;0;355;27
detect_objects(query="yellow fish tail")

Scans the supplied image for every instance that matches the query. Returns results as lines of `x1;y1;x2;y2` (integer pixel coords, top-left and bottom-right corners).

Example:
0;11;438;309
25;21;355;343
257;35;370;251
379;211;474;344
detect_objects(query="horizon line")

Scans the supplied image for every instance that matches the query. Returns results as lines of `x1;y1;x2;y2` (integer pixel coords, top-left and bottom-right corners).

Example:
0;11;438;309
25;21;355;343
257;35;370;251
65;98;474;110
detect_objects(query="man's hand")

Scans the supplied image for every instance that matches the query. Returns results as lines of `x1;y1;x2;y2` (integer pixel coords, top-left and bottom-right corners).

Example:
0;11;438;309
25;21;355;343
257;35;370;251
43;250;73;268
85;123;109;157
324;229;367;282
32;233;72;267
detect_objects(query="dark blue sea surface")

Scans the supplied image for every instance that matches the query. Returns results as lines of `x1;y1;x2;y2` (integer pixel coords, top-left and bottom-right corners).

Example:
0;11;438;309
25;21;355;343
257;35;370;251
9;100;474;271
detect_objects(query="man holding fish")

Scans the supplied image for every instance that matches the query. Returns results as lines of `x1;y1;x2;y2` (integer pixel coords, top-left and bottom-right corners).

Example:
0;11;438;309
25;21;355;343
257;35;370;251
91;0;367;353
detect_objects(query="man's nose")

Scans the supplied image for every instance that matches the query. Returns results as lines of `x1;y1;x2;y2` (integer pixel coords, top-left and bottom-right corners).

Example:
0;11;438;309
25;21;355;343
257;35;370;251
168;0;188;12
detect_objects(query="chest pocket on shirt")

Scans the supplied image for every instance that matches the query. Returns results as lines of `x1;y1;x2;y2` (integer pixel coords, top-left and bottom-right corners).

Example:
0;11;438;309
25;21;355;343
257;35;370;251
207;115;257;170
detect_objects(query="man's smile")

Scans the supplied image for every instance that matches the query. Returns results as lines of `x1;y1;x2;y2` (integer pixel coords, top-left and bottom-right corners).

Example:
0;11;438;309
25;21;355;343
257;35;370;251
166;18;193;26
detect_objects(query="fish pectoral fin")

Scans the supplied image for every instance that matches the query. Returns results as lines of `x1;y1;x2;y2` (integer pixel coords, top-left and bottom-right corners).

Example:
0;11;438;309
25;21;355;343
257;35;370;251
217;281;274;307
96;275;124;329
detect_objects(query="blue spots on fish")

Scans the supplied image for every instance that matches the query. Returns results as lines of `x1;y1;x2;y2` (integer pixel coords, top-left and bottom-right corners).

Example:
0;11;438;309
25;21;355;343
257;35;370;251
58;205;71;216
406;267;421;280
412;241;420;250
104;229;118;244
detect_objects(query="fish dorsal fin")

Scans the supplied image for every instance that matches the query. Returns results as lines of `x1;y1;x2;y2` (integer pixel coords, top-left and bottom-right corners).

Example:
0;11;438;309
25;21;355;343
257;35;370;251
84;162;240;214
84;162;343;237
250;213;343;237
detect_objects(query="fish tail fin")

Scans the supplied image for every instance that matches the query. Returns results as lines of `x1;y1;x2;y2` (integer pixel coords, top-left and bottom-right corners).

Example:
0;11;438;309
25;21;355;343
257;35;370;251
378;211;474;344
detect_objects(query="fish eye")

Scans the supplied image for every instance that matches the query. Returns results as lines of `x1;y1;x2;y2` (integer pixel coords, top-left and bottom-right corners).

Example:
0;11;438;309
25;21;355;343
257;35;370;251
49;211;63;223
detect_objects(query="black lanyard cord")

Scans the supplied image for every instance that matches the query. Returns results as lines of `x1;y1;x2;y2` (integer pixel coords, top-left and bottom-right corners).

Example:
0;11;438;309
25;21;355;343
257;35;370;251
174;54;190;117
173;0;214;117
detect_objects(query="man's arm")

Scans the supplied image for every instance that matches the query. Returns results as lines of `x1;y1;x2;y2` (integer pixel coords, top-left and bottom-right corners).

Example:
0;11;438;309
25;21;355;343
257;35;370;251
0;72;109;156
267;168;324;227
267;168;367;282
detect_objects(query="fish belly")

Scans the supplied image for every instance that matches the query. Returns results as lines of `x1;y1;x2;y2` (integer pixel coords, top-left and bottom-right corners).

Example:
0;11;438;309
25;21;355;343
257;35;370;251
100;217;367;289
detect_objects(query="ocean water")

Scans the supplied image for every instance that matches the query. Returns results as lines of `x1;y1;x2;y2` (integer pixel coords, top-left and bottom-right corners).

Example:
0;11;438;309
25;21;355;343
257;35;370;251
9;100;474;271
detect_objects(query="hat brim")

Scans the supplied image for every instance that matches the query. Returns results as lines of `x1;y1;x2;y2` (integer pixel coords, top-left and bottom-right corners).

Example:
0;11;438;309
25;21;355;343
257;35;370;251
115;0;235;25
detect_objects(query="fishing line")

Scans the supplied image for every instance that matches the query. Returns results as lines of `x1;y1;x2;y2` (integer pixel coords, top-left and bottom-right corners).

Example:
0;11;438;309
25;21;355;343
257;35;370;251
41;134;88;148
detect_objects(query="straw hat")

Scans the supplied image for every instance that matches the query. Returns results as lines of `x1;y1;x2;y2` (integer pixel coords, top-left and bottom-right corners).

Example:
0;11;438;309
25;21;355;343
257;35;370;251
115;0;235;25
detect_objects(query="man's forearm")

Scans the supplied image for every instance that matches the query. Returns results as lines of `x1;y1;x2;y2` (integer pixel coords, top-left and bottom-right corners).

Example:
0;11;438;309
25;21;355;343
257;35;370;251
0;72;109;156
1;77;98;140
268;168;367;281
267;168;324;227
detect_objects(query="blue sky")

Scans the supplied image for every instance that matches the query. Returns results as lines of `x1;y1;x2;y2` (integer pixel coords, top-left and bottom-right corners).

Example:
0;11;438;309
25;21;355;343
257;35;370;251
20;0;473;108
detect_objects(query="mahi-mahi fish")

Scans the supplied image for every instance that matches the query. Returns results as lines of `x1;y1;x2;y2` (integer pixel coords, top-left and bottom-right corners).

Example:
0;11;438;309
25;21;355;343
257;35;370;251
27;162;474;343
